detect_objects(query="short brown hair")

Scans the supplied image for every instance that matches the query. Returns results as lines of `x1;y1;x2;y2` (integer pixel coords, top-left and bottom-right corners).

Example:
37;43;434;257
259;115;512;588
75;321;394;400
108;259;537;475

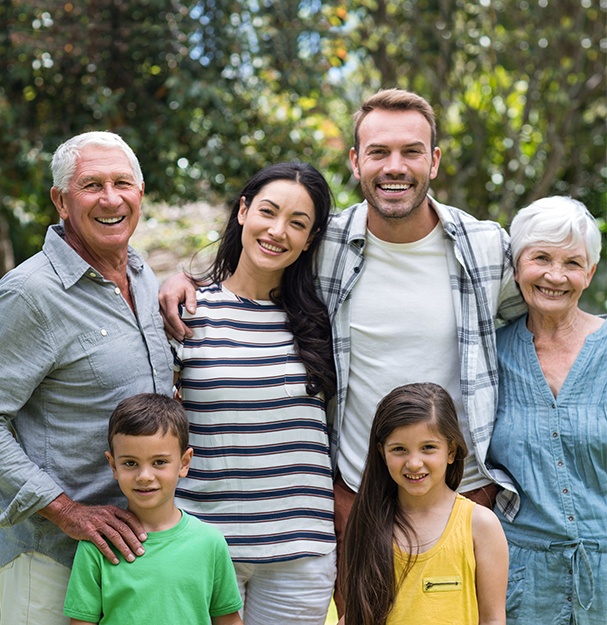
108;393;190;454
353;88;437;153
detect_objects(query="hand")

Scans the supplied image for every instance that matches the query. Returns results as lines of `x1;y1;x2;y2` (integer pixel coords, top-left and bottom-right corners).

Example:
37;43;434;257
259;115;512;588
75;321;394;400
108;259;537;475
39;493;147;564
158;272;198;341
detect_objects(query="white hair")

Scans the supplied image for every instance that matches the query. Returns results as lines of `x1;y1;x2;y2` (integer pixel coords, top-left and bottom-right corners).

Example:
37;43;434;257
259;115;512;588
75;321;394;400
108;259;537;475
510;196;602;268
51;131;144;191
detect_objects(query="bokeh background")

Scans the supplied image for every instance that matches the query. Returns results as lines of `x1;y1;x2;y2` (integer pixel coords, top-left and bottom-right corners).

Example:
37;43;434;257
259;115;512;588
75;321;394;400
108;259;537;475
1;0;606;314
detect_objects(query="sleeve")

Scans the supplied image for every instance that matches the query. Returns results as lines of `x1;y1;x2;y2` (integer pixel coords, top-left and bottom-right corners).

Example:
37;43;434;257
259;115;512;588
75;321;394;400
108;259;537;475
0;285;64;526
63;541;103;622
495;227;527;327
209;535;243;617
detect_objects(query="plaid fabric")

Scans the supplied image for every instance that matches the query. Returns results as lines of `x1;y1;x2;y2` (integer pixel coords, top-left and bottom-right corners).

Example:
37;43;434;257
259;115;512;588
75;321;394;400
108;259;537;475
315;198;527;484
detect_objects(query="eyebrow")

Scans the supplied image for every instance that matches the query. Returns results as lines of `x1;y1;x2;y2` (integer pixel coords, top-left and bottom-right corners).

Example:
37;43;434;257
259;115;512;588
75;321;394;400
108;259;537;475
78;171;136;184
260;198;312;220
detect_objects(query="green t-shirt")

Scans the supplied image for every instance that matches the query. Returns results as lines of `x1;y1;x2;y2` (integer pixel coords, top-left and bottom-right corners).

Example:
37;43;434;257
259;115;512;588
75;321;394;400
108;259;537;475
64;511;242;624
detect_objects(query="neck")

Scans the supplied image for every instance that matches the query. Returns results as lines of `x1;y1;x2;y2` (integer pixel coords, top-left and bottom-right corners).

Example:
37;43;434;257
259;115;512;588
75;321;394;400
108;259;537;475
366;200;439;244
128;503;182;533
223;266;282;300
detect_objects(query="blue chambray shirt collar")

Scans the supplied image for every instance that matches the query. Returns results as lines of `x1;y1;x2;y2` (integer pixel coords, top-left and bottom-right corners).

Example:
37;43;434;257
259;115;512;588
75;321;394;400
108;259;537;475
44;224;144;289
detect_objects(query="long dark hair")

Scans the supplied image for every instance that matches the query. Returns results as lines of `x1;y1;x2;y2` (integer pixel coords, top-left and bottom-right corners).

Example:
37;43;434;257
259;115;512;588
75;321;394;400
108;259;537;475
341;383;468;625
196;161;336;400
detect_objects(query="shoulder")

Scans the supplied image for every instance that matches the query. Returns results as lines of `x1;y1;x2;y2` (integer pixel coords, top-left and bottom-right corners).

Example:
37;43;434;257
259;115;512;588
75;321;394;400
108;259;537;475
471;502;505;542
182;511;228;544
434;199;508;246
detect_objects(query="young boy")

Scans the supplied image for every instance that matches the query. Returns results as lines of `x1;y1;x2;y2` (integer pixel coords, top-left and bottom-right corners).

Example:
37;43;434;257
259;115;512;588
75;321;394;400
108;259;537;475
64;393;243;625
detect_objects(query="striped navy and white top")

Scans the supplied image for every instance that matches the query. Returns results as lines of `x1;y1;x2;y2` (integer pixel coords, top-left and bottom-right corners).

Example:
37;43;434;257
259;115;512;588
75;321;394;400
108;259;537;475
172;283;335;563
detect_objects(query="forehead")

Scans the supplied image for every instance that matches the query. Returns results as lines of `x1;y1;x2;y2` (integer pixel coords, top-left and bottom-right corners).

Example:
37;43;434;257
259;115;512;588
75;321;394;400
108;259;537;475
385;421;445;443
112;431;181;456
254;180;315;213
73;145;135;181
358;109;433;148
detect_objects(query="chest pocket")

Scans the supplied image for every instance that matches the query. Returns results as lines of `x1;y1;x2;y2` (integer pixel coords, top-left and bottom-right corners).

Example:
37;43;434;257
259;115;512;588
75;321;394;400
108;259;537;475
78;323;143;388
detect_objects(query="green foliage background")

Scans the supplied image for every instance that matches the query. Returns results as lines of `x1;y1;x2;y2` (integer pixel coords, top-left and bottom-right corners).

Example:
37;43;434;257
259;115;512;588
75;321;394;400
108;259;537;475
1;0;605;309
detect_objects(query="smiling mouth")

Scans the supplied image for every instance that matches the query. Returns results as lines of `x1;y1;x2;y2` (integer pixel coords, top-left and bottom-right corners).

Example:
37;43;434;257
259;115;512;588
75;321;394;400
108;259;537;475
405;473;428;481
378;182;412;193
536;286;566;297
258;240;285;253
96;216;125;225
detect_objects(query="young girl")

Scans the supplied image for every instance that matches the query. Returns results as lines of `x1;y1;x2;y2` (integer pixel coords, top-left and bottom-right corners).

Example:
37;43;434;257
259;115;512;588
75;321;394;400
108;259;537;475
171;162;337;625
340;383;507;625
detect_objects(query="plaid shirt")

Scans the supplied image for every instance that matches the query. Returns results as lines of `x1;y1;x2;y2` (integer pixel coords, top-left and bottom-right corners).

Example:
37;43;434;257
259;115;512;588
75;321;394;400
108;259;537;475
316;198;527;484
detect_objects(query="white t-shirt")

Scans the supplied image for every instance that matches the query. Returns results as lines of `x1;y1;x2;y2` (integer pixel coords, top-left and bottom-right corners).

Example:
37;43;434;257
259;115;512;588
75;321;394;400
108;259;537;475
337;224;483;492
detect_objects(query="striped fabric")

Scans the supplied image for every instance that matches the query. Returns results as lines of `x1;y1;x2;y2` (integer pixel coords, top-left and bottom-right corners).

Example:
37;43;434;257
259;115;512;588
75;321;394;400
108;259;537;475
172;283;335;563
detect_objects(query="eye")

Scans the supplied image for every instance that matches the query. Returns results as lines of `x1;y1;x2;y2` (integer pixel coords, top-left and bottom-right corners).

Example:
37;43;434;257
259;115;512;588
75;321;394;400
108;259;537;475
115;180;134;188
259;207;275;216
84;182;102;190
123;460;136;467
154;459;168;466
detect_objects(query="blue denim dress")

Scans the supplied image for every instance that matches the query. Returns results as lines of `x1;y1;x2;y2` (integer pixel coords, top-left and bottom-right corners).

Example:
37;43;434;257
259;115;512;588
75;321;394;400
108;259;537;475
488;316;607;625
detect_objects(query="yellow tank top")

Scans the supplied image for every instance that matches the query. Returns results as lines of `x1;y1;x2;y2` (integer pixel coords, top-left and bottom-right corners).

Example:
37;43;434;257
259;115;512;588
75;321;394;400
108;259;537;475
387;495;478;625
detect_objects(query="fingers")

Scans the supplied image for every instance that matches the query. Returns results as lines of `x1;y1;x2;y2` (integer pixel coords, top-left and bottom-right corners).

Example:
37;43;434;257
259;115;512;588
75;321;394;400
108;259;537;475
158;273;196;340
90;506;147;564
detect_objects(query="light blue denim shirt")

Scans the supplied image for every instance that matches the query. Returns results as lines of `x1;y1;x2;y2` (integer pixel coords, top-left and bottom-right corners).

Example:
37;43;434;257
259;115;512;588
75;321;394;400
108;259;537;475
488;316;607;622
0;225;174;568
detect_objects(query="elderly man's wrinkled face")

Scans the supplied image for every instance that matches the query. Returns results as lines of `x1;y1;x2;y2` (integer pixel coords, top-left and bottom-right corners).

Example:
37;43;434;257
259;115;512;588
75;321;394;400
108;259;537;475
51;145;143;263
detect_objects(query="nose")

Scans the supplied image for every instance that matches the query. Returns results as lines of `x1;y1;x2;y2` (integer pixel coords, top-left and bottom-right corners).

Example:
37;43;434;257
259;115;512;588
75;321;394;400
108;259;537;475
136;465;153;483
267;218;287;239
405;454;423;471
383;152;407;176
99;182;122;208
544;262;567;283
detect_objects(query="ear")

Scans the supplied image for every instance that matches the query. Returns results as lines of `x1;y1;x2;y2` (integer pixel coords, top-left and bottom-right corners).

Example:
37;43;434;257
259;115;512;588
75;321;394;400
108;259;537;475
50;187;68;221
585;263;597;287
447;443;456;465
303;227;319;252
429;146;441;180
377;442;386;463
179;447;194;478
237;196;248;225
349;147;362;181
105;451;118;480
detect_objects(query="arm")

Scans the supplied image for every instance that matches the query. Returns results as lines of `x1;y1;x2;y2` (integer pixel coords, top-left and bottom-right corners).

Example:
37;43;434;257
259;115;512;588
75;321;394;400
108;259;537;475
212;613;244;625
70;620;97;625
158;272;198;340
472;505;508;625
39;493;146;564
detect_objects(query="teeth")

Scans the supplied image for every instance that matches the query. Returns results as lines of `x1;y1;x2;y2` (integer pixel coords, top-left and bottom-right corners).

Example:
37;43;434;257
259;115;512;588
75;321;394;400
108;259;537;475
379;183;411;191
259;241;284;253
97;216;124;224
538;287;565;297
406;474;427;481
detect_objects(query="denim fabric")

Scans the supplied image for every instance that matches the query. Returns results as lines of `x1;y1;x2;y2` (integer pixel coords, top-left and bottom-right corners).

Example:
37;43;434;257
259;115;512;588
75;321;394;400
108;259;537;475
489;317;607;624
0;225;174;568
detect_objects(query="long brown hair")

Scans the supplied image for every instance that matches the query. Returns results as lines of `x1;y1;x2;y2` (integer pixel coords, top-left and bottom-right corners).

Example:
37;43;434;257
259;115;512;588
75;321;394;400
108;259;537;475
341;383;468;625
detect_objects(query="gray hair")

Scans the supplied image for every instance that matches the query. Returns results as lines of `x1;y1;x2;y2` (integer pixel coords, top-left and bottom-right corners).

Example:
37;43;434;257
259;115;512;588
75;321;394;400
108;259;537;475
510;196;602;268
51;131;144;192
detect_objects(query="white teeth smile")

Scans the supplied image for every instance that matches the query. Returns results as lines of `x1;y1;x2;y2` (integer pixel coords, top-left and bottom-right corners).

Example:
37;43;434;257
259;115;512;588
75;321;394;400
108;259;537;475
96;216;125;224
259;241;284;253
406;474;427;481
537;287;565;297
379;183;411;192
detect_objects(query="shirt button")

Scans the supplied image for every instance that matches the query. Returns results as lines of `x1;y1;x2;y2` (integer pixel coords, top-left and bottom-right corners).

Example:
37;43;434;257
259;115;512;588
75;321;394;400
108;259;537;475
568;516;574;522
101;329;107;336
562;488;568;494
557;461;564;467
114;287;121;295
552;432;558;438
89;272;97;278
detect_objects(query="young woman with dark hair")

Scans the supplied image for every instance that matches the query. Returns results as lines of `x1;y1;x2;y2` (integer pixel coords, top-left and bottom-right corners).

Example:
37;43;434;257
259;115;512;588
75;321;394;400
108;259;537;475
171;162;336;625
340;383;507;625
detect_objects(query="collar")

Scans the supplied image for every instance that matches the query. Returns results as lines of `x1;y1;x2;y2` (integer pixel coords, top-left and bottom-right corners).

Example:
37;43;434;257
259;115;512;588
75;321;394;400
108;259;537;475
43;224;144;290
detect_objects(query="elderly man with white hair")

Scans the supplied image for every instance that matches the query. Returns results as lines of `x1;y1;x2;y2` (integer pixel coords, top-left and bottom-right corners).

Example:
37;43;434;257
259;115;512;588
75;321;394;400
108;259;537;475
0;132;173;625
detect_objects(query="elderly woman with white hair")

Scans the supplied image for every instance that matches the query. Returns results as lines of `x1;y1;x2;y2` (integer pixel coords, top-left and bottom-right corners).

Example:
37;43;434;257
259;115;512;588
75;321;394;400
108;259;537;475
488;196;605;624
